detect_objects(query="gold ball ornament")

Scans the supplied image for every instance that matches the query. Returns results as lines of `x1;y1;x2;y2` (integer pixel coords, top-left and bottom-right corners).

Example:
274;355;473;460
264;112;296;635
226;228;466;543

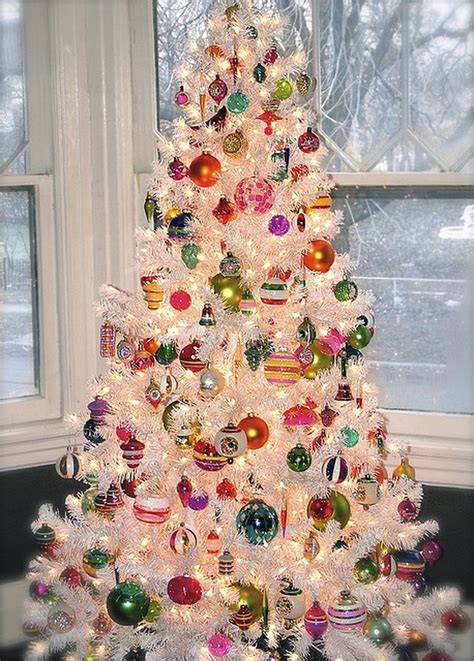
223;129;248;159
392;457;416;480
210;273;245;312
229;582;263;623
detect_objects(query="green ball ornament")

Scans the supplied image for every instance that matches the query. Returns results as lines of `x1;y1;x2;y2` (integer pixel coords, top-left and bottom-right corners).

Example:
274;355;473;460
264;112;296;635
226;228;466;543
106;581;150;626
237;499;279;545
287;444;312;472
181;242;200;269
144;599;163;623
334;278;358;302
340;426;359;448
347;324;372;349
227;91;249;114
354;557;380;584
154;341;177;366
211;273;245;312
272;78;293;100
363;614;393;644
302;340;333;379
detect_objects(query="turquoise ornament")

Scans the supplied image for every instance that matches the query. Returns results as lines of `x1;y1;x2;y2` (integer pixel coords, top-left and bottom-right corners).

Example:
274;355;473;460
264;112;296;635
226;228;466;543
237;499;279;545
227;91;249;114
340;426;359;448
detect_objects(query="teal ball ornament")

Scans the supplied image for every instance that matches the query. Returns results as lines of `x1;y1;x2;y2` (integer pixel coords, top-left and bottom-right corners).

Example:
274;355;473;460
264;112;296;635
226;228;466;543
237;499;279;545
106;581;150;626
227;91;249;114
340;426;359;448
347;324;372;349
287;444;312;472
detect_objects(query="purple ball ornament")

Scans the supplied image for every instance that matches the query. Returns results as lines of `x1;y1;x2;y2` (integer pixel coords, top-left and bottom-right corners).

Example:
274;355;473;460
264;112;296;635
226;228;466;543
413;573;431;595
189;489;209;511
207;632;232;657
421;538;444;565
268;214;290;236
29;580;49;601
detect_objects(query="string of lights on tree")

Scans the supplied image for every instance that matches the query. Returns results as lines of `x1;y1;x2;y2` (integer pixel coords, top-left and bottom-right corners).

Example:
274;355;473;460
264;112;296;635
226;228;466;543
24;2;467;660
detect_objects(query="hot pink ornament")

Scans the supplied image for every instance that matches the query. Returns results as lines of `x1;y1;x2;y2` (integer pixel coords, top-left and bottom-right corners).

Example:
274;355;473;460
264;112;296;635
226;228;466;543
283;404;318;427
304;600;328;638
170;290;192;310
319;329;346;355
207;632;232;657
208;75;228;104
234;176;275;214
167;575;202;605
398;497;418;521
263;44;279;64
421;538;444;565
167;156;188;181
175;85;190;107
295;344;314;368
176;475;193;508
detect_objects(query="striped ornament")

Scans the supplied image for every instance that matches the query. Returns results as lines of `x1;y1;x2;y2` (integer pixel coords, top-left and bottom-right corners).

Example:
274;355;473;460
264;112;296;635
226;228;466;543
133;495;171;524
322;455;349;484
170;524;197;554
307;193;332;212
259;277;289;305
393;550;426;581
304;600;328;638
55;450;81;479
193;439;227;471
327;591;366;630
263;350;300;386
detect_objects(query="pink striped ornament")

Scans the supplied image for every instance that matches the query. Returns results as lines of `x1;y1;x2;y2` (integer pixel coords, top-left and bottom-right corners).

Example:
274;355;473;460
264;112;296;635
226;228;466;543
263;349;300;386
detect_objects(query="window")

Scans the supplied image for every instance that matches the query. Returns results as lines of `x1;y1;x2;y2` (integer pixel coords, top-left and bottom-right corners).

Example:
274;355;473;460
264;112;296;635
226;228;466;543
154;0;473;420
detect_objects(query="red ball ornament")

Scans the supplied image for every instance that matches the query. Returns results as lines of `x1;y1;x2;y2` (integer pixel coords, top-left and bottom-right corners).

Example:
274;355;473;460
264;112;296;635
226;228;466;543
441;609;469;632
170;290;192;310
59;567;82;588
188;152;221;188
167;575;202;605
212;195;237;224
303;239;335;273
298;127;320;153
167;156;188;181
398;497;418;521
421;538;444;565
308;497;334;521
216;478;237;500
179;341;206;373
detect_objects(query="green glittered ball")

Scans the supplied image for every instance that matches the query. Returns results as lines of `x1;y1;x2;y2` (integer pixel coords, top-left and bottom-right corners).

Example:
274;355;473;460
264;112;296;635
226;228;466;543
144;599;163;623
354;557;380;584
287;444;312;472
334;278;358;302
363;614;393;644
272;78;293;100
347;324;372;349
237;499;279;545
227;91;249;114
106;581;150;626
340;426;359;448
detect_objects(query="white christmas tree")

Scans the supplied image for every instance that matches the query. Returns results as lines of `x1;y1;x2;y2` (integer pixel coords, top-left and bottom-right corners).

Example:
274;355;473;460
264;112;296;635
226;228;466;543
24;2;464;660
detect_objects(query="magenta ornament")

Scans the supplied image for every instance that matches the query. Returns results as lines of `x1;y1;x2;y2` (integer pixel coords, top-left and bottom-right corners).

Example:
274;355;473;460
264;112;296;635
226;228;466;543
208;75;228;104
189;489;209;511
304;600;328;638
294;344;314;368
268;214;290;236
167;157;188;181
176;475;193;508
208;632;232;657
398;497;418;521
319;329;346;355
175;85;190;107
421;538;444;565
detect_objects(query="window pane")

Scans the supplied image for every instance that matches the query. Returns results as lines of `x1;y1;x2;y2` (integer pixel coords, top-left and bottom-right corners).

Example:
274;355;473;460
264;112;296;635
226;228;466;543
155;0;312;133
0;0;27;173
0;187;39;399
333;188;473;414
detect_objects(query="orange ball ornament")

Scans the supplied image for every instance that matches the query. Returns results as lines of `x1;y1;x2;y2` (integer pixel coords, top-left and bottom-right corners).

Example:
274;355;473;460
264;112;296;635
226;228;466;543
189;152;221;188
238;413;269;450
303;239;335;273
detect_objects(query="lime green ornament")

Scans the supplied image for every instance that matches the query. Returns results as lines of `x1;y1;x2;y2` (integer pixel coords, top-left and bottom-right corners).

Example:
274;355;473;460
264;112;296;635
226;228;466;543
272;78;293;100
253;63;267;83
347;324;372;349
227;91;249;114
340;426;359;447
354;557;380;584
287;444;312;472
144;599;163;622
181;242;200;269
211;273;245;312
334;277;358;302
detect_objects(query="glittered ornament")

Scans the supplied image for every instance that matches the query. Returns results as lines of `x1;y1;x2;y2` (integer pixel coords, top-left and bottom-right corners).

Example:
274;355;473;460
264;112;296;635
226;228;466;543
303;340;333;378
287;444;312;472
260;276;289;305
145;599;163;623
170;289;192;310
275;584;306;622
234;176;275;214
334;277;358;302
133;495;171;524
298;127;320;153
208;75;228;104
189;489;209;511
421;538;443;565
167;156;188;181
130;343;154;371
363;614;392;644
268;214;290;236
227;90;249;114
175;85;190;107
167;575;202;605
217;477;237;500
303;239;335;272
215;422;247;458
208;632;232;657
193;438;227;471
398;497;418;521
328;590;366;630
106;581;150;626
168;210;196;242
253;62;267;82
347;324;372;349
211;273;244;311
354;556;380;584
212;195;237;224
199;366;225;398
170;523;197;554
239;413;269;450
189;152;221;187
223;129;248;158
237;499;279;545
47;604;76;633
296;72;313;96
322;455;349;483
263;348;300;385
304;601;328;638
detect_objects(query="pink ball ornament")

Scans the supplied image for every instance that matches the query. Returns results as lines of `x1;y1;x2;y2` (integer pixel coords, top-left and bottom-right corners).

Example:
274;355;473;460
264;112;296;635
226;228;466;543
175;85;190;107
167;575;202;605
398;497;418;521
421;538;444;565
170;290;192;310
234;176;275;215
208;632;232;657
319;329;346;355
167;156;188;181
